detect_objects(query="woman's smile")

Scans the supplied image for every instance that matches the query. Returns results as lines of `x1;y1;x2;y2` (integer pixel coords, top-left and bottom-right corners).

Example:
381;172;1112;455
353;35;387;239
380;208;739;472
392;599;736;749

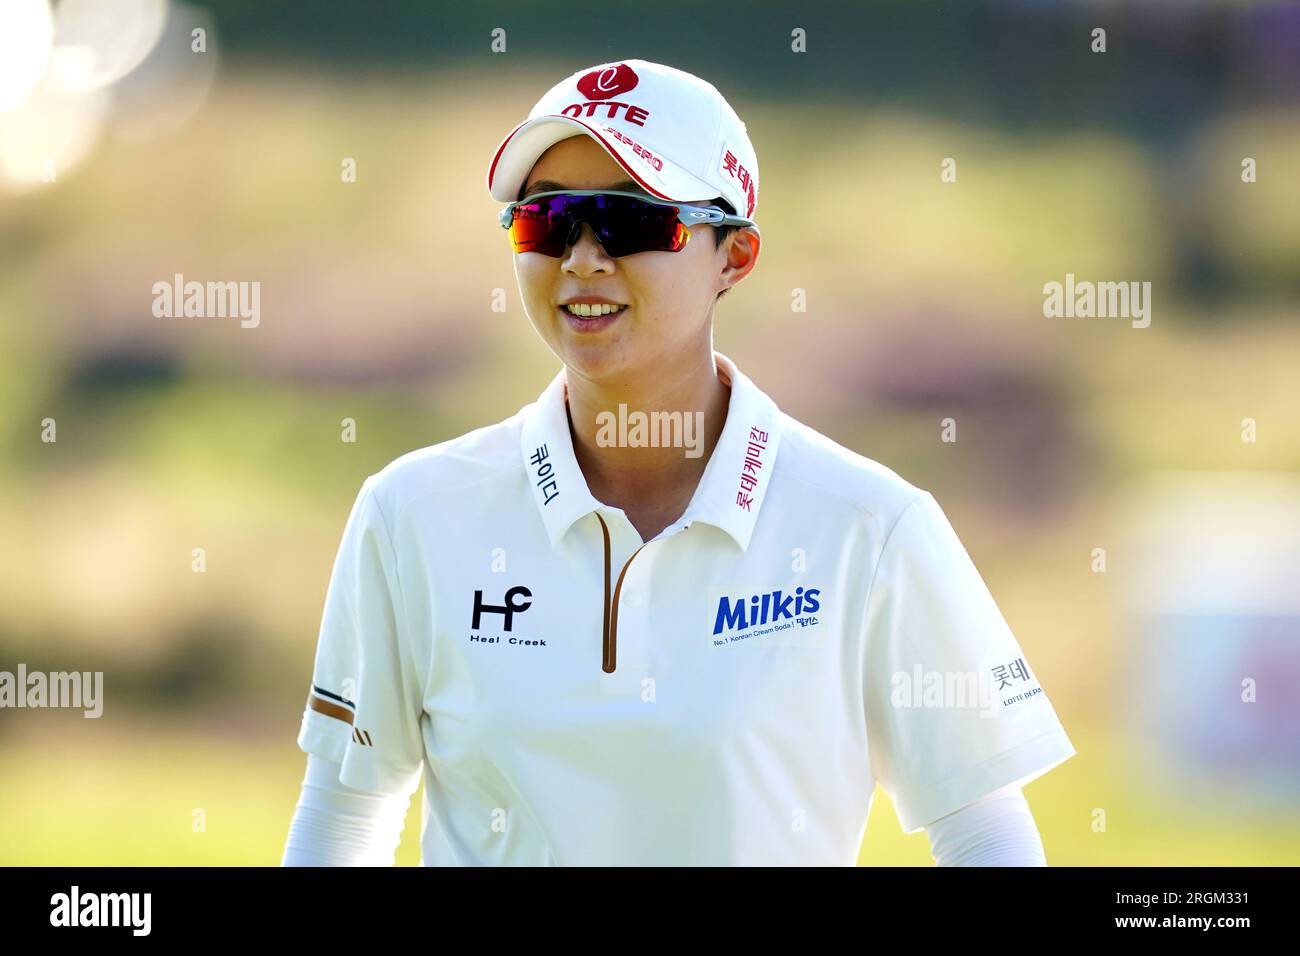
557;302;629;333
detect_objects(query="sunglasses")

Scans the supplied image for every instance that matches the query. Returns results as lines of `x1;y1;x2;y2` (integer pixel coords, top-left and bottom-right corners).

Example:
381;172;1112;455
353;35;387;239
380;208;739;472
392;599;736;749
498;189;756;258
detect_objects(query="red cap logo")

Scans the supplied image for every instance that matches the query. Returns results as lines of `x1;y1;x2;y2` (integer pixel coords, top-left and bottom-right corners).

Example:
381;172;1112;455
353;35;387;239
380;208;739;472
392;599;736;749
577;64;639;101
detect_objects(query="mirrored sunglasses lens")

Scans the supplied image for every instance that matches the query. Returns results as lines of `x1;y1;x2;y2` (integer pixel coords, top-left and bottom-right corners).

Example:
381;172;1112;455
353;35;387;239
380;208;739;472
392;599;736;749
509;194;585;255
510;193;687;257
590;195;687;256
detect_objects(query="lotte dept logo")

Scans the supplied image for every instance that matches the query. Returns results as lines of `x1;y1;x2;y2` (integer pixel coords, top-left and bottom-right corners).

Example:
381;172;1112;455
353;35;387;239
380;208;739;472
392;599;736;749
577;64;639;100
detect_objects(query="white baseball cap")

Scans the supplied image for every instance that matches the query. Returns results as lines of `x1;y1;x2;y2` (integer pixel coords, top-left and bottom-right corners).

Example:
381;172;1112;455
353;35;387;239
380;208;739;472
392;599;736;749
486;58;759;222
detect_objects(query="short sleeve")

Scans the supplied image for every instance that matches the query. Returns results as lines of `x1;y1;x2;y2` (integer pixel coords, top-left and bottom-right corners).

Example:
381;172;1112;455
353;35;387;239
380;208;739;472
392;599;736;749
863;492;1076;834
296;476;424;797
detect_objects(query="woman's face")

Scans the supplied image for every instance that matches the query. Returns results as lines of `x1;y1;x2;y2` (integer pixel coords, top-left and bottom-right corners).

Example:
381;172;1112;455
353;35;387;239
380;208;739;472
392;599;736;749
513;134;752;385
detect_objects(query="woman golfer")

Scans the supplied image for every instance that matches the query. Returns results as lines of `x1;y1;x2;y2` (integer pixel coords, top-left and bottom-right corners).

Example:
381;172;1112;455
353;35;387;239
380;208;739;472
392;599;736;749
282;59;1076;866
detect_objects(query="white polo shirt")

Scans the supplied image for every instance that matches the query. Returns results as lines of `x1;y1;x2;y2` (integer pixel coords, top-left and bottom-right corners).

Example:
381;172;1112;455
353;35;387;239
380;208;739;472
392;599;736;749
296;350;1076;865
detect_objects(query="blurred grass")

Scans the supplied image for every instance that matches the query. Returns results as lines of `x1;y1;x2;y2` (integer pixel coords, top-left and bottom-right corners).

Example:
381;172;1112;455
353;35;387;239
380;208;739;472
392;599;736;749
3;716;1297;865
0;714;425;867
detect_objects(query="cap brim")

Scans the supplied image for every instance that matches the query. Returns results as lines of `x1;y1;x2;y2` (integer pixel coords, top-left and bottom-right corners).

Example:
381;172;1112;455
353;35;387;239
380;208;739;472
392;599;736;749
486;114;719;205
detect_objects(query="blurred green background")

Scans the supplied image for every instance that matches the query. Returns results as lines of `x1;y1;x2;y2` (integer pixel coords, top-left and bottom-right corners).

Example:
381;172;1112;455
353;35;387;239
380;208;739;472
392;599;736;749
2;0;1299;865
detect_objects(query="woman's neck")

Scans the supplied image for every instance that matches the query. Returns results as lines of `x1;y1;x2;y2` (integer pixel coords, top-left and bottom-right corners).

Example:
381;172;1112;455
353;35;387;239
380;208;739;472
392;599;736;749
564;349;731;525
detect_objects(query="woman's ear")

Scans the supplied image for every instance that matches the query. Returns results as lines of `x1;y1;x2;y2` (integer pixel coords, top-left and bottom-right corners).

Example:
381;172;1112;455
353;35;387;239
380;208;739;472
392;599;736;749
718;228;760;300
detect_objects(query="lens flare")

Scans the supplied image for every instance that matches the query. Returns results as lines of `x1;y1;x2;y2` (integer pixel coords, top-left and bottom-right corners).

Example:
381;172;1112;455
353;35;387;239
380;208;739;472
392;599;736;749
48;0;167;94
0;0;54;112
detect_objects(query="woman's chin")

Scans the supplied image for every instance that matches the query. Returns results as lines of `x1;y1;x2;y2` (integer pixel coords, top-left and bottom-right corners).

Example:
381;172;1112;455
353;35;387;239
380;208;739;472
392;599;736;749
556;338;635;383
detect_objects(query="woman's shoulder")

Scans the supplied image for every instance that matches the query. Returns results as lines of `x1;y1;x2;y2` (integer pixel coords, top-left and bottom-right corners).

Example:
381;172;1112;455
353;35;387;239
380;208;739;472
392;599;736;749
772;411;928;523
362;409;529;512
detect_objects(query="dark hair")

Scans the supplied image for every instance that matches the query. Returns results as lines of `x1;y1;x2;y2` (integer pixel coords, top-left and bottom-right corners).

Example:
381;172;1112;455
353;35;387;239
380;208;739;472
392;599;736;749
711;197;739;250
710;197;741;300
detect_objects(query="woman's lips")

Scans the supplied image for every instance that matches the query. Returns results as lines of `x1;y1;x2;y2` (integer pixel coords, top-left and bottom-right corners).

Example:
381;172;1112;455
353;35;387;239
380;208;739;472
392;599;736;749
557;304;627;333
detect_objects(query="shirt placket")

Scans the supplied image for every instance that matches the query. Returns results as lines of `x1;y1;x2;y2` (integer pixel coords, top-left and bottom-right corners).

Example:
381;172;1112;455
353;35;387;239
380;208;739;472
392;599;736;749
594;510;668;693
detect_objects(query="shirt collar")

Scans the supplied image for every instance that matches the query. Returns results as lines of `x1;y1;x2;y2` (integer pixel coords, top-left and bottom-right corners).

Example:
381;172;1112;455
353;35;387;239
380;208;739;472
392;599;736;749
519;350;782;551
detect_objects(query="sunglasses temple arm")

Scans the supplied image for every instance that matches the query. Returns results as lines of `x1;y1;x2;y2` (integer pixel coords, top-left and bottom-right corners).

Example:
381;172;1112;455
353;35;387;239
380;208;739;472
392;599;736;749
501;192;757;228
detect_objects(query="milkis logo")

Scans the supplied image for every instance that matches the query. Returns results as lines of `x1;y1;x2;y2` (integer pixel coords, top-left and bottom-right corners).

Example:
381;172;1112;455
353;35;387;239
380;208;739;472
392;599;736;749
565;64;651;126
713;587;821;635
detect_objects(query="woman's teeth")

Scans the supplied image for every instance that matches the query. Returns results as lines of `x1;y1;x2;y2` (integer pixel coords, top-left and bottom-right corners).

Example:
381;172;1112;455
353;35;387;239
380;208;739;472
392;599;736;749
563;303;627;317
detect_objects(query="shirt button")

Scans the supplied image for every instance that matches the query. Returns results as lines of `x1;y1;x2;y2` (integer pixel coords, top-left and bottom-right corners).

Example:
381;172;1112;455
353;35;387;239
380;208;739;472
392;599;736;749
624;590;643;608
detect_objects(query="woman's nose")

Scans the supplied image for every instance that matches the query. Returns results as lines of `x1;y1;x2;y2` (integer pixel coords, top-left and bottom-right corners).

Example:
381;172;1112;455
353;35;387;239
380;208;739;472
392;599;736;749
565;219;596;249
562;221;610;261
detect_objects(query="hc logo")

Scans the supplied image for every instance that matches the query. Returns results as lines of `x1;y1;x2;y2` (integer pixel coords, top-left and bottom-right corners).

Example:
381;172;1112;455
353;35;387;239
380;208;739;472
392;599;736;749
472;586;533;632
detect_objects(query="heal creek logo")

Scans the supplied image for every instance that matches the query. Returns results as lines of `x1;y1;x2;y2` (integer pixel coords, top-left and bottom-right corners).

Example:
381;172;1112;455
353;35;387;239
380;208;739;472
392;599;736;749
469;585;548;647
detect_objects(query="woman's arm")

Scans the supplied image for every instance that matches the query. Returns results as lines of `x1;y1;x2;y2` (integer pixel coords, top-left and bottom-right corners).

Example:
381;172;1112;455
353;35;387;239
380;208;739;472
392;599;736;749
923;782;1048;866
281;753;414;866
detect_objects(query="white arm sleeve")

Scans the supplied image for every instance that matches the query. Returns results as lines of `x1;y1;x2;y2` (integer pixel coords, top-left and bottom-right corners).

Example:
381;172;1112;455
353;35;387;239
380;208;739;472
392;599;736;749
922;783;1048;866
281;753;416;866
